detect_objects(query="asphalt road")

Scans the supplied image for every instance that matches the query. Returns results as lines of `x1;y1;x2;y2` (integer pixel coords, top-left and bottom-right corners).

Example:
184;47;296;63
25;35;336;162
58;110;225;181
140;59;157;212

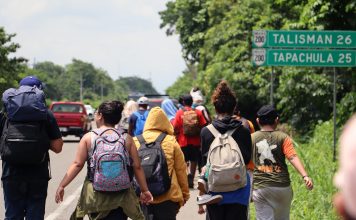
0;135;205;220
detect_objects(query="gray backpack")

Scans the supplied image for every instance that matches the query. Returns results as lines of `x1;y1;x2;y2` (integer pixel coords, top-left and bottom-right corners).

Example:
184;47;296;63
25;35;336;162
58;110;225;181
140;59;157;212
206;124;247;192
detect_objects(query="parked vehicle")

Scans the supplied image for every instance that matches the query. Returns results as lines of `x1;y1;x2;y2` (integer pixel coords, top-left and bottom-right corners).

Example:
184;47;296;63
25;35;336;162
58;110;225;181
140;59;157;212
84;104;95;121
50;101;91;139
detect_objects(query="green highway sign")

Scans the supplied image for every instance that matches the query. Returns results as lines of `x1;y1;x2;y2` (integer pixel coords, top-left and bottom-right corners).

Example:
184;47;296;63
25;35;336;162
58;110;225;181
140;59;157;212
252;30;356;48
252;49;356;67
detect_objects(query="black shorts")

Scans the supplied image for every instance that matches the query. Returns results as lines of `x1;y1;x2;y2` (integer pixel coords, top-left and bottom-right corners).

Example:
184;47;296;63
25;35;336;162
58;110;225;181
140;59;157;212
181;145;201;162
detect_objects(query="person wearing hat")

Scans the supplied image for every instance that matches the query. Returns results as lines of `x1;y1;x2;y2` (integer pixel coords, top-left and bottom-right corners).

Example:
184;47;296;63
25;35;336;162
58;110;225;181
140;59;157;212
252;105;313;220
190;87;211;123
1;76;63;219
19;75;44;89
173;94;207;188
128;96;149;136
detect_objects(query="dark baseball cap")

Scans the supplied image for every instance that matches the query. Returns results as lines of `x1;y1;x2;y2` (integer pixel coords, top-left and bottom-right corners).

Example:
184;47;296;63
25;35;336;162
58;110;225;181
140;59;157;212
257;105;279;120
19;76;43;89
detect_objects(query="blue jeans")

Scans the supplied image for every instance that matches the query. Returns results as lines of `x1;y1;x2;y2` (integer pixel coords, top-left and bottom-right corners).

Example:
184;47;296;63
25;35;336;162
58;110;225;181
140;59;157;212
2;178;48;220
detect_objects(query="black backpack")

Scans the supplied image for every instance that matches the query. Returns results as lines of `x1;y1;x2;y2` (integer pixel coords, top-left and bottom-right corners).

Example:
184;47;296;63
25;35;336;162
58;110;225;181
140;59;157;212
0;113;50;165
136;133;171;196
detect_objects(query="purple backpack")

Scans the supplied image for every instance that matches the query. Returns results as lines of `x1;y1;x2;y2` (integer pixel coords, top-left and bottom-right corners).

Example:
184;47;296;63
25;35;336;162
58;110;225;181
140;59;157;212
88;128;131;192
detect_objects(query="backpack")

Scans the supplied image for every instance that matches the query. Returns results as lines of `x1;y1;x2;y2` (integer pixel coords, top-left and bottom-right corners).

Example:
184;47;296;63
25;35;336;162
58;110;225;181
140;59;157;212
182;108;201;136
2;86;47;122
206;124;247;192
133;111;149;136
0;118;50;164
136;133;171;196
193;104;211;123
0;85;50;165
88;128;131;192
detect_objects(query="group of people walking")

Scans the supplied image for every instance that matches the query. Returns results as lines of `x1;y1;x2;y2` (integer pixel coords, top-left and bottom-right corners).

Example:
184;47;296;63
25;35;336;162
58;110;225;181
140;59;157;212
1;76;317;220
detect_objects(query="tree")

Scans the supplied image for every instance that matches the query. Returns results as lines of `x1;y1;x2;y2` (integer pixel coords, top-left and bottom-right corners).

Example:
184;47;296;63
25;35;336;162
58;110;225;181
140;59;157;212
160;0;356;132
166;70;195;99
117;76;158;95
160;0;209;64
0;27;27;94
33;61;65;101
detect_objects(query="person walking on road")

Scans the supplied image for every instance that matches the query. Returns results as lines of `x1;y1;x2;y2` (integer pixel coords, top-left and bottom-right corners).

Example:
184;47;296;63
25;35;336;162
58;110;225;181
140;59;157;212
128;96;149;137
200;80;252;220
118;100;138;133
133;107;190;220
55;101;153;220
0;76;63;220
173;94;207;188
191;87;211;123
252;105;313;220
161;98;178;124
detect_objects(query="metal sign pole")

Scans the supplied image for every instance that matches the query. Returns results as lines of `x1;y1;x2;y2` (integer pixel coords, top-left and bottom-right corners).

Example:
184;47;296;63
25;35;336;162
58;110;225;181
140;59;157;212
333;67;337;161
270;67;274;105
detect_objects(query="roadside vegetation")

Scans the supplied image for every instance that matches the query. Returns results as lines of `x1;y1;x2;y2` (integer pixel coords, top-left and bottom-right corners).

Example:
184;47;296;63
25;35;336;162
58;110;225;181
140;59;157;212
0;29;157;108
248;120;338;219
159;1;355;219
0;1;355;219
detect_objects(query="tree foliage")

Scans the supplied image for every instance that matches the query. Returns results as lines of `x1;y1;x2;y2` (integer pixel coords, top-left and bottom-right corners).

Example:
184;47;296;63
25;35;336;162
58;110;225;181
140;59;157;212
26;60;156;108
160;0;209;63
117;76;158;95
0;27;27;94
160;0;356;133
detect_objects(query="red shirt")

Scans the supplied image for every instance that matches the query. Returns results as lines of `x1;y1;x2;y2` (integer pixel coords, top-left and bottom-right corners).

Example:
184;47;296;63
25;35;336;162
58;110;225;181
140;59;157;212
173;106;207;147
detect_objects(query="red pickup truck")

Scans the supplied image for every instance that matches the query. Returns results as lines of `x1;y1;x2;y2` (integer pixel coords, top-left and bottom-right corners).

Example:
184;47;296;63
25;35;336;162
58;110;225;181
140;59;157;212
50;101;91;139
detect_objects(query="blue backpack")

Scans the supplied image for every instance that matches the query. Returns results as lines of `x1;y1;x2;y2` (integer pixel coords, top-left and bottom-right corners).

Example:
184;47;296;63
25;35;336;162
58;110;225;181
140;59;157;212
1;86;49;164
133;110;149;136
2;85;47;122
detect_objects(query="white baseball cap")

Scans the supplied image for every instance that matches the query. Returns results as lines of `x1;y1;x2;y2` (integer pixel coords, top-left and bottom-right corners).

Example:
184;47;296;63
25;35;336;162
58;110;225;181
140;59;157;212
137;96;148;105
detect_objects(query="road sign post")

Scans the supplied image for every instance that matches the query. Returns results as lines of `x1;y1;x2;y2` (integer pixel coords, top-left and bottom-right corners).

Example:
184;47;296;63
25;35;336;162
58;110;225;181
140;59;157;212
252;30;356;162
252;49;356;67
253;30;356;49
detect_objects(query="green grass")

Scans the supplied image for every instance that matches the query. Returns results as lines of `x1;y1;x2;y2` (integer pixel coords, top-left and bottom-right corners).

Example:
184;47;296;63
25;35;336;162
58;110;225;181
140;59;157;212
249;120;339;220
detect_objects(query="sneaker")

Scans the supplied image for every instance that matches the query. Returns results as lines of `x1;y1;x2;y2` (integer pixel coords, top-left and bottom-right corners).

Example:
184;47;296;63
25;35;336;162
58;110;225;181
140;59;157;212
188;174;194;188
197;178;208;194
196;194;223;205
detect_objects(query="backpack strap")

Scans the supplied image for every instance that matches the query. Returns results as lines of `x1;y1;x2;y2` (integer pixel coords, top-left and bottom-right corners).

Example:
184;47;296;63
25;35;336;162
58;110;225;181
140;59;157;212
206;124;221;138
207;124;237;137
155;133;167;144
137;133;167;146
91;128;122;153
98;128;120;137
133;110;148;118
133;111;140;118
137;134;146;145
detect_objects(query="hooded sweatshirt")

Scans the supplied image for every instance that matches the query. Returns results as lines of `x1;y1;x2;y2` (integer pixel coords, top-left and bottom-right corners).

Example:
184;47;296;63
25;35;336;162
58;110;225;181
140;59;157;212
133;107;190;207
200;116;252;206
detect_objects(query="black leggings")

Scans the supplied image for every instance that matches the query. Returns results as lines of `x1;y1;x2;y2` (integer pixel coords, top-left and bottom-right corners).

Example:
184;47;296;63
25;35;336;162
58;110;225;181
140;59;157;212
87;207;128;220
142;200;179;220
103;207;128;220
207;203;247;220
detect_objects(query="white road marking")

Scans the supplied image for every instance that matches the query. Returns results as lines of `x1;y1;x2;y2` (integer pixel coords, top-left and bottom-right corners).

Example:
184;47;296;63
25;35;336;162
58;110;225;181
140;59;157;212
45;184;83;220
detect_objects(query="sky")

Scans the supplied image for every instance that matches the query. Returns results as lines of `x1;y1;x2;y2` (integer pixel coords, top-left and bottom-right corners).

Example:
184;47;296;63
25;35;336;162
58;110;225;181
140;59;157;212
0;0;186;93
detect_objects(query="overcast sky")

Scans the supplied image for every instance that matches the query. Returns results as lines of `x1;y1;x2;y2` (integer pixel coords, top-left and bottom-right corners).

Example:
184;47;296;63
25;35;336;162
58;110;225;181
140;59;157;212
0;0;185;93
